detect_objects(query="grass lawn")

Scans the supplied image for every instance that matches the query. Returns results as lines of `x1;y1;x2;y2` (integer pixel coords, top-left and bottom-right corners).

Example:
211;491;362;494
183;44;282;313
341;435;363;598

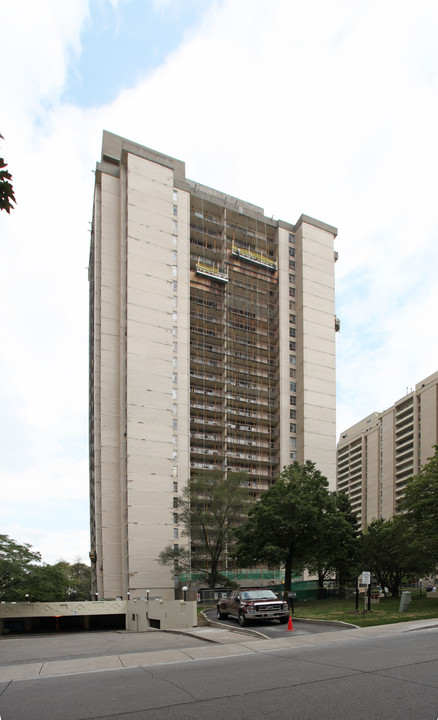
292;595;438;628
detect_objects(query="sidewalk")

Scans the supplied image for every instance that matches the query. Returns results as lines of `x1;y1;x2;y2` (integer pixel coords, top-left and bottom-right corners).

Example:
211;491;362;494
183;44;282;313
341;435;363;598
1;619;437;683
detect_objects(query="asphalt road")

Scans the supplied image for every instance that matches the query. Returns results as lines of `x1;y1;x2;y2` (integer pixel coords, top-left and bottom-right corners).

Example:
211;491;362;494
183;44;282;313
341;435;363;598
204;607;344;637
1;626;438;719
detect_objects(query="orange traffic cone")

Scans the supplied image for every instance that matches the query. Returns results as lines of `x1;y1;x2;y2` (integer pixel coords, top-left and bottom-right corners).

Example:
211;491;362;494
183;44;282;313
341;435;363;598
287;614;294;631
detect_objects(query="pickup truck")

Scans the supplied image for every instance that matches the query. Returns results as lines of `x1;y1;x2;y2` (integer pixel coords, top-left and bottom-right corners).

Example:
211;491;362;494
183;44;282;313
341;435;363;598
217;588;289;626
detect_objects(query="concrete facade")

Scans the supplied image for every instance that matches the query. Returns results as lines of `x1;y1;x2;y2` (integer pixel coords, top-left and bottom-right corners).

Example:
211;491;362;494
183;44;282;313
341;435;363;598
89;131;339;600
337;371;438;528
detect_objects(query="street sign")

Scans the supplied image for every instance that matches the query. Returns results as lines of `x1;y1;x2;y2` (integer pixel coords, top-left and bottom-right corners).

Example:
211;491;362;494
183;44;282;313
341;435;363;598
362;571;371;585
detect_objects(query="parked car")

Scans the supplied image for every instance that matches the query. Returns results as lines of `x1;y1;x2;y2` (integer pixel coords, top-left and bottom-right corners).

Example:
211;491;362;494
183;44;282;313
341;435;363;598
217;588;289;626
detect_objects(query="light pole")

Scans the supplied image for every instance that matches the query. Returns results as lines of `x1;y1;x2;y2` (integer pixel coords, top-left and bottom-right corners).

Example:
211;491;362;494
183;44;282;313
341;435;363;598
182;586;188;602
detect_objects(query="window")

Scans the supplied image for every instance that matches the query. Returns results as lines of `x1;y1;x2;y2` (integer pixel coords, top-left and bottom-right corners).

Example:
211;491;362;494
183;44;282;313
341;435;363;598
173;189;178;202
174;543;179;551
289;368;296;378
173;497;178;508
289;274;295;283
289;355;296;365
290;423;296;432
173;435;177;445
289;287;295;297
172;266;178;278
289;328;296;337
172;327;178;337
289;314;296;324
173;220;178;234
290;437;297;447
173;372;178;384
289;247;295;256
173;481;178;492
290;409;296;419
173;357;178;368
290;396;296;405
172;389;178;399
173;513;178;524
290;382;296;392
172;404;178;414
289;260;295;269
173;419;178;430
289;233;295;243
172;450;178;461
173;342;178;353
172;311;178;321
173;205;178;216
172;296;178;307
289;341;296;351
173;528;179;539
290;451;297;460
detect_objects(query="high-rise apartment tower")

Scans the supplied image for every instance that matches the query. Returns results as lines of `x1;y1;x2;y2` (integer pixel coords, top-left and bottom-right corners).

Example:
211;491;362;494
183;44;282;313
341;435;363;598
89;131;338;599
337;371;438;528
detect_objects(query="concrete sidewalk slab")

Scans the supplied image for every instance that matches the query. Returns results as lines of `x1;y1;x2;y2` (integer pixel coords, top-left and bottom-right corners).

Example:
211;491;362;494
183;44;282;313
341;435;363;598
0;662;42;681
39;654;123;676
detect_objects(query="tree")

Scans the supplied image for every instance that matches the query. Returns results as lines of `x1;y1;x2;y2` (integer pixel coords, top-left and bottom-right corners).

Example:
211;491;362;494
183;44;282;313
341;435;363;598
234;461;332;593
397;445;438;561
0;535;41;601
24;563;70;602
305;491;360;598
51;559;91;600
358;515;436;597
157;471;253;588
0;134;16;213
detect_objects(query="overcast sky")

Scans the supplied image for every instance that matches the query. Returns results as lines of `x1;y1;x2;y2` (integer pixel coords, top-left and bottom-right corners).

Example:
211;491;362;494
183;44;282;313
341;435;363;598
2;0;437;565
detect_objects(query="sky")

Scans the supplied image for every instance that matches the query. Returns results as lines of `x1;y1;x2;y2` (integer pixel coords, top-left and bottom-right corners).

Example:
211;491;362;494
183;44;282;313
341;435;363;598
1;0;437;565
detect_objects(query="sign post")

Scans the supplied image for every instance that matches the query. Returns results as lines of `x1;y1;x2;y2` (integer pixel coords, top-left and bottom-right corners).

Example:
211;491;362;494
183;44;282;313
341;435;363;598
361;572;371;616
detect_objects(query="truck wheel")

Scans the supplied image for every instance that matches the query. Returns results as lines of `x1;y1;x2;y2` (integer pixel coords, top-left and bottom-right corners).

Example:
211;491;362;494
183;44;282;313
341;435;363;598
217;607;228;620
279;616;289;624
238;612;248;627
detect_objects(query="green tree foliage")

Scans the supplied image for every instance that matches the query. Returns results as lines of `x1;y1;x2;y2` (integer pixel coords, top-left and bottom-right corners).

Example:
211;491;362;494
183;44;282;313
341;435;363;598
305;491;360;598
358;515;436;597
0;535;91;602
234;461;334;593
157;471;254;588
52;559;91;600
25;564;70;602
0;535;41;600
0;134;16;214
397;445;438;561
